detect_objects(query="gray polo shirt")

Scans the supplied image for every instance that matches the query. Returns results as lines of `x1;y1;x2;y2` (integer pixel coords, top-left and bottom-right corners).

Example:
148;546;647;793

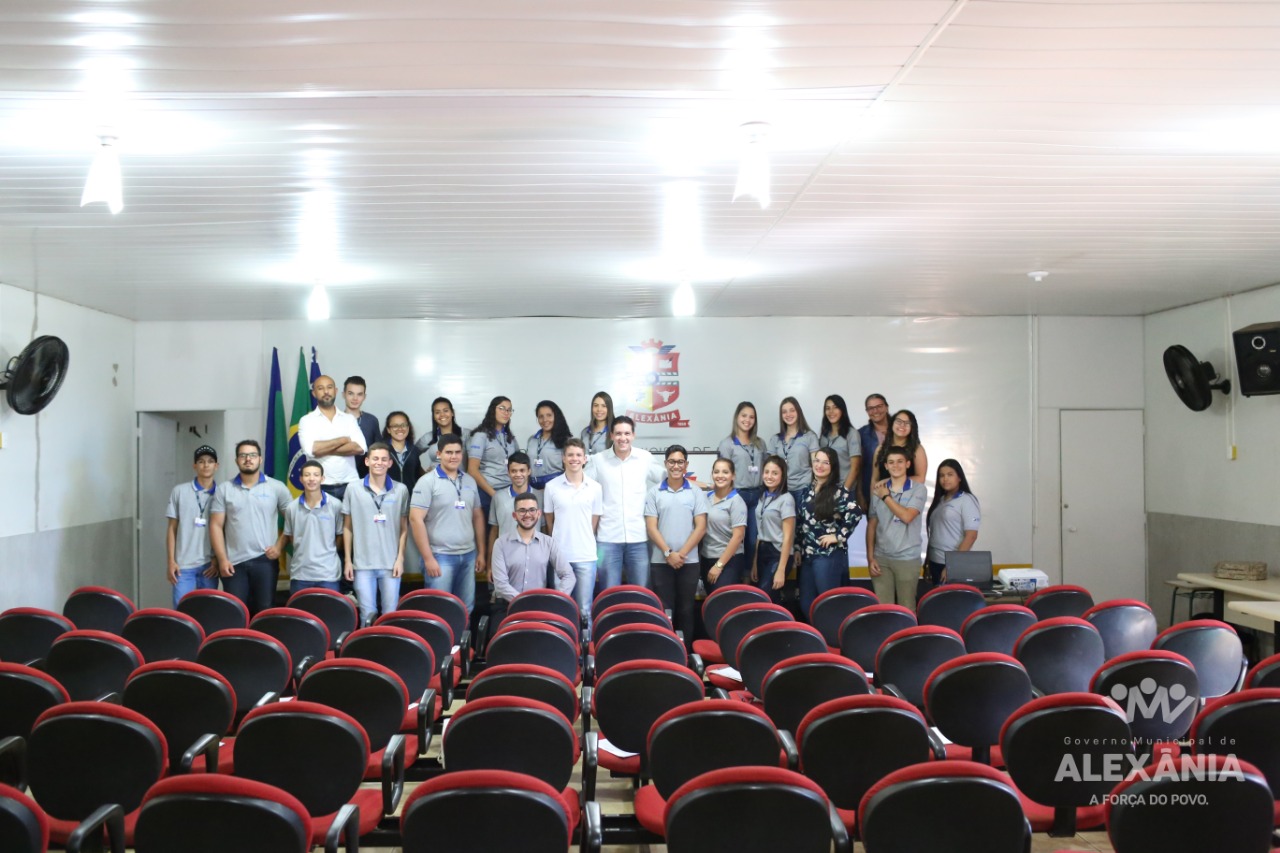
871;479;929;560
926;491;981;563
468;428;520;489
211;474;292;565
755;490;797;546
717;436;765;489
704;491;748;559
818;431;853;486
283;493;342;581
411;465;482;555
643;479;709;563
418;427;472;470
343;475;411;571
766;430;820;491
166;479;216;569
491;530;571;601
527;432;565;481
580;426;609;456
489;484;544;539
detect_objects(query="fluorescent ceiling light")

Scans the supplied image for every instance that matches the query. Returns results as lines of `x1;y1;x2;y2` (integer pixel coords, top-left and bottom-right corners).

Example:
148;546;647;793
672;281;696;317
307;284;331;321
733;122;771;209
80;135;122;214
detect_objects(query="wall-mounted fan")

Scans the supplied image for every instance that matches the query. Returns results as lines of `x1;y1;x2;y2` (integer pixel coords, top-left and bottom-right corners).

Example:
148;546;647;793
1163;344;1230;412
0;336;70;415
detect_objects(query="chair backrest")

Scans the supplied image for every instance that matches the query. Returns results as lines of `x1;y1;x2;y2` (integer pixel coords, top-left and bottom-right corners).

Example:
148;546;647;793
838;604;917;674
595;624;686;678
924;653;1032;761
716;603;792;669
1191;687;1280;799
761;652;870;735
874;625;967;709
398;589;468;641
1153;619;1245;700
442;696;577;791
593;584;662;616
1014;616;1105;695
375;611;455;673
487;622;580;684
1106;755;1274;853
45;629;144;701
123;660;236;768
508;590;579;627
123;609;206;663
809;587;880;648
62;586;135;635
286;588;358;652
1245;652;1280;689
0;608;75;666
136;775;313;853
859;761;1030;853
401;770;570;853
499;609;579;647
177;589;250;636
0;782;48;853
339;626;436;699
736;622;828;698
0;663;69;742
196;629;293;718
592;659;704;755
665;766;840;853
250;608;331;672
647;699;782;798
1090;650;1199;745
466;663;578;724
960;604;1036;656
592;603;671;641
916;584;986;634
700;585;770;645
1025;584;1094;620
297;658;409;751
1084;599;1157;660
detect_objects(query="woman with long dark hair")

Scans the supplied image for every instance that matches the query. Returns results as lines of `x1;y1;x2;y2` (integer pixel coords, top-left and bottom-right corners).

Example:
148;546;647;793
925;459;981;585
580;391;614;456
417;396;470;469
874;408;928;485
381;410;423;491
468;395;520;527
717;402;765;559
819;394;858;491
765;396;819;499
797;446;862;618
751;455;796;601
528;400;571;489
645;445;708;650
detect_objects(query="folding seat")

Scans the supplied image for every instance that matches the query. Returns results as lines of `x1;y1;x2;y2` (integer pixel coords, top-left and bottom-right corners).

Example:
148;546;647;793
401;770;599;853
634;699;792;838
693;584;769;664
664;766;850;853
589;659;704;777
999;692;1131;835
397;589;473;675
25;701;168;847
441;695;589;835
809;587;879;652
960;604;1036;656
1245;651;1280;688
591;623;689;683
1106;754;1275;853
338;626;441;743
44;629;144;701
916;583;986;634
1084;598;1157;660
508;588;580;627
123;661;235;774
858;762;1031;853
1190;687;1280;824
373;610;458;706
500;608;581;648
837;603;916;675
285;587;357;654
1026;584;1094;620
1014;616;1105;695
924;652;1032;765
760;652;870;735
466;663;579;728
249;608;331;686
232;701;394;848
1091;650;1198;761
0;608;75;666
0;783;119;853
195;629;292;726
176;589;249;636
796;695;942;834
0;664;69;744
591;603;670;644
297;658;415;779
487;621;581;685
873;625;966;710
122;609;205;664
1153;619;1246;700
704;602;791;690
736;622;827;700
134;775;323;853
592;583;662;619
62;586;135;635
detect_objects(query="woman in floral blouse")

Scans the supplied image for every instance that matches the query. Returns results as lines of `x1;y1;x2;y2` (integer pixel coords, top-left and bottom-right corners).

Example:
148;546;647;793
797;445;863;621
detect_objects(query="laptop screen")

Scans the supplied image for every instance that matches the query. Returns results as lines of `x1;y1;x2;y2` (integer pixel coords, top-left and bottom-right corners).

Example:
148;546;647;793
945;550;994;587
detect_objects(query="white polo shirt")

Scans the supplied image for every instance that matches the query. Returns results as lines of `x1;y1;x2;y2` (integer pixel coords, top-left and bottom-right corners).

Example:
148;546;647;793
543;473;603;562
298;407;368;485
589;446;659;544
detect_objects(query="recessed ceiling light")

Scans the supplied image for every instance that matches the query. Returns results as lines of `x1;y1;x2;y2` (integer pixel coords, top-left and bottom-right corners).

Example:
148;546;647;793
1028;270;1049;282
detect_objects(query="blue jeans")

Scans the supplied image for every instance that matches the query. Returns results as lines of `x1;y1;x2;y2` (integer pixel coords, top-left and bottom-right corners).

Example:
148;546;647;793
222;555;279;617
291;579;342;596
737;487;762;565
800;549;849;623
754;541;784;604
426;550;476;614
598;541;650;590
173;564;218;608
352;570;401;622
570;560;598;623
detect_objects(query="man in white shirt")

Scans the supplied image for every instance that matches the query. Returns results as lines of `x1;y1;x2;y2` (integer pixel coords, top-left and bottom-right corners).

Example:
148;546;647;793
590;416;659;590
298;374;367;501
543;438;603;621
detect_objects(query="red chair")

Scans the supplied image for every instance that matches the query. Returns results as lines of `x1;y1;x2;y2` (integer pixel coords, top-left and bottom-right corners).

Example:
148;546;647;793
591;603;670;646
249;608;331;683
177;590;249;637
508;589;580;627
873;625;966;710
134;775;318;853
760;652;870;735
196;629;292;725
1153;619;1246;700
1245;652;1280;688
62;586;135;635
736;622;827;700
592;623;688;683
1025;584;1094;620
960;604;1036;656
488;621;581;685
704;602;791;690
589;659;704;777
0;782;51;853
397;589;472;676
374;610;459;706
694;584;769;664
1191;687;1280;825
1091;650;1198;761
501;609;581;648
339;626;441;746
122;610;205;664
286;587;357;653
297;658;419;778
467;663;580;728
809;588;879;652
123;661;234;774
1084;599;1157;660
44;630;144;702
1014;616;1105;695
0;608;75;667
593;584;662;618
924;652;1031;765
0;664;69;744
837;604;916;675
916;584;986;634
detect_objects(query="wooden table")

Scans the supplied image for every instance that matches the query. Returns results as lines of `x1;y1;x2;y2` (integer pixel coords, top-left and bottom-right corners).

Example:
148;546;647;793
1176;572;1280;633
1228;600;1280;636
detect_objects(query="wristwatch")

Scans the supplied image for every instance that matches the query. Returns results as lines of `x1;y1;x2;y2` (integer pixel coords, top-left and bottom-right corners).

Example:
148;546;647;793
664;549;673;557
713;561;724;570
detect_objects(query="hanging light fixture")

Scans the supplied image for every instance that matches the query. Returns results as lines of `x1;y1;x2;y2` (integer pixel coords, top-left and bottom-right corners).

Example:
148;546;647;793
306;283;331;321
80;133;122;214
733;121;772;209
672;280;696;317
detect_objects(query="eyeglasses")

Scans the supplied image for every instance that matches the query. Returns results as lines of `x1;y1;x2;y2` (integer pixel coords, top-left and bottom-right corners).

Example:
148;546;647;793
514;507;539;515
866;404;888;412
496;406;513;414
666;458;688;466
387;423;410;430
236;452;260;460
893;418;911;426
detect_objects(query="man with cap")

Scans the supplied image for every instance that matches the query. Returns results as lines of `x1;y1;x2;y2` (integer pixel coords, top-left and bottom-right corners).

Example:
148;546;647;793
165;444;221;607
298;374;367;501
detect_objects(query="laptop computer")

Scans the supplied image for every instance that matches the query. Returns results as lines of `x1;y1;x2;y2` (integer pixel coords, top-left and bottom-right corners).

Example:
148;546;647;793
944;550;995;591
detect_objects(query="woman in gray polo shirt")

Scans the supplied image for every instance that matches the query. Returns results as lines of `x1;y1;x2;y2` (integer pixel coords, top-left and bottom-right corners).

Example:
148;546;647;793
765;396;818;499
418;396;471;469
645;445;708;650
751;455;796;602
818;394;858;491
468;395;520;530
716;401;766;564
867;445;928;608
925;458;981;586
529;400;571;489
580;391;614;456
702;457;748;591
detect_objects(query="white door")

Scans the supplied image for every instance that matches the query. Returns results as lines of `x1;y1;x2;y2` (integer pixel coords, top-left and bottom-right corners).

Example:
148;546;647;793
1060;410;1145;603
137;413;178;609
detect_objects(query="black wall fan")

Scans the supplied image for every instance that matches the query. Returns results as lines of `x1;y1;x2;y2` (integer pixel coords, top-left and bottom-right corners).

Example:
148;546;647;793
1163;344;1230;412
0;336;70;415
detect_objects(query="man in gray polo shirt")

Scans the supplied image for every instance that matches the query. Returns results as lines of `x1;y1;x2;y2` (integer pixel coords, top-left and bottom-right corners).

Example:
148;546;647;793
343;442;410;621
283;459;343;594
209;438;292;616
165;444;221;607
410;433;486;614
489;492;571;627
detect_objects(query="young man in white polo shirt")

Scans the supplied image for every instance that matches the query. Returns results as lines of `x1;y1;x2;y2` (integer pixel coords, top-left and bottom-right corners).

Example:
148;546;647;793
543;437;603;621
590;416;659;591
409;433;487;613
298;374;367;501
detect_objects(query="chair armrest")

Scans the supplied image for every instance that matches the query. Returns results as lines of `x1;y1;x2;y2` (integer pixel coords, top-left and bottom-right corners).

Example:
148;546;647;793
438;653;455;709
0;735;26;790
880;682;907;702
580;685;593;733
461;626;476;677
22;657;45;669
254;691;281;708
94;691;122;704
711;687;730;701
829;802;852;853
925;726;947;761
293;654;318;687
66;803;125;853
689;652;705;678
777;730;799;770
381;734;406;814
324;802;359;853
584;654;595;686
179;732;221;775
581;800;603;853
361;610;377;628
582;731;598;802
1030;686;1045;700
332;630;350;652
675;629;684;646
417;687;438;756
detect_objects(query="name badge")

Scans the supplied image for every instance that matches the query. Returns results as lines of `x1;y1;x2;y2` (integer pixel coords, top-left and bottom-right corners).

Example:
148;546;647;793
372;513;388;524
748;465;759;474
535;459;544;467
193;517;207;527
454;499;468;510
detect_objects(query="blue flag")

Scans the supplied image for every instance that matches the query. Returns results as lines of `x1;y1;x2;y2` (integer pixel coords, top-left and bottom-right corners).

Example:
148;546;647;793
264;348;287;480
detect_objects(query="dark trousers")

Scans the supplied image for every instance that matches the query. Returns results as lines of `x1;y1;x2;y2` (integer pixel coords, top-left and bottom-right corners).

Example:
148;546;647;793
926;560;947;586
754;541;784;603
651;560;699;651
223;555;280;617
702;552;747;591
